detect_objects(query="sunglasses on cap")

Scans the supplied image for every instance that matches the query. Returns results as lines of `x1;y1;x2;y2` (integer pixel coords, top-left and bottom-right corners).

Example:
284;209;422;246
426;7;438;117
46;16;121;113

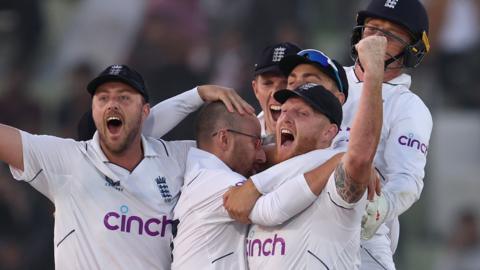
297;49;345;94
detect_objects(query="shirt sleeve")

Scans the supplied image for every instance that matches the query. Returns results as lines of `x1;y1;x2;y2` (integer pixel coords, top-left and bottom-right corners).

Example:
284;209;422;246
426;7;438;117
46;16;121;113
142;87;204;138
9;131;79;202
249;174;316;226
380;94;433;222
251;149;340;194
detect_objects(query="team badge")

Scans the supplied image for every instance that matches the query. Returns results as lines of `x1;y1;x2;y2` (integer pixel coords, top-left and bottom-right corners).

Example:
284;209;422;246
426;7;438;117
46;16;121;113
155;176;173;203
384;0;398;9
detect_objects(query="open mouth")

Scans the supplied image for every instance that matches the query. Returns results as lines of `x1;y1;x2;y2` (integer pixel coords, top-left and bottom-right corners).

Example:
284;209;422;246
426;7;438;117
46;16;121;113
106;116;123;134
269;105;281;121
280;128;295;147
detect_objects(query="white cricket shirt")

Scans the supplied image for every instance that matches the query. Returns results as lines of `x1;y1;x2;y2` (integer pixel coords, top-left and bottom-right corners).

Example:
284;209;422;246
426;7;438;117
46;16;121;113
334;66;433;251
247;148;366;269
171;148;247;270
10;131;194;270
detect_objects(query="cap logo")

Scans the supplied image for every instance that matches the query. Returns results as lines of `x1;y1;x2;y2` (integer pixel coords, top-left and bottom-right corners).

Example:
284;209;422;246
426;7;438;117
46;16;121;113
298;83;319;91
384;0;398;9
272;47;287;62
109;65;123;75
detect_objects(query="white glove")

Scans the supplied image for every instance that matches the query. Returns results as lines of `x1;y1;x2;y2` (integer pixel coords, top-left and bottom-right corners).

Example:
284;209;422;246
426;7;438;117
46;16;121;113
361;193;389;240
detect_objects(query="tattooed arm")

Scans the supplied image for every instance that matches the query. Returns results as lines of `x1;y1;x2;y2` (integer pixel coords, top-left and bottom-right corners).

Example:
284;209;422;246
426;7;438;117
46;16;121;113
336;36;386;203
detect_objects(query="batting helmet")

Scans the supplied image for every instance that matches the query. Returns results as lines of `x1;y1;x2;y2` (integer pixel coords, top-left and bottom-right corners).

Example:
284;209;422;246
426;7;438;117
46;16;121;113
351;0;430;68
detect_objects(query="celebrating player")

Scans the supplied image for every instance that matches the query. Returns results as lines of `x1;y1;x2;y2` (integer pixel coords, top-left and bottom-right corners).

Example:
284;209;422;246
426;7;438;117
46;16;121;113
344;1;433;269
251;42;301;143
223;36;387;269
0;64;252;269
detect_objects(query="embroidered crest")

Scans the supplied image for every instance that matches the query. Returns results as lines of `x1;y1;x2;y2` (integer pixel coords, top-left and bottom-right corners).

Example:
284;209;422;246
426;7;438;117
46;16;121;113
384;0;398;9
109;65;123;75
155;176;173;203
272;47;286;62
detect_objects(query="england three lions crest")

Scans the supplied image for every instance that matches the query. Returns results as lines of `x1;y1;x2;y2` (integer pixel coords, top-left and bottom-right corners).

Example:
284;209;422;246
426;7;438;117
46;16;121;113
155;176;173;203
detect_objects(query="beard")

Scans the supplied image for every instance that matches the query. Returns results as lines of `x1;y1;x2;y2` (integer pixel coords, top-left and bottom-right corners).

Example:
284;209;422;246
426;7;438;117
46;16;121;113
99;112;143;156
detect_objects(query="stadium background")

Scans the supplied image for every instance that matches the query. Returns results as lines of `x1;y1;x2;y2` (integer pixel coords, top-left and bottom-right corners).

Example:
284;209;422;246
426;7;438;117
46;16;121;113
0;0;479;269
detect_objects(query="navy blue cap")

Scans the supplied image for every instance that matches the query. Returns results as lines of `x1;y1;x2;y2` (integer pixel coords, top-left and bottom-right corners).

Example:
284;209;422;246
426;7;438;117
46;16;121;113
274;83;343;128
279;49;348;101
87;65;149;102
254;42;301;76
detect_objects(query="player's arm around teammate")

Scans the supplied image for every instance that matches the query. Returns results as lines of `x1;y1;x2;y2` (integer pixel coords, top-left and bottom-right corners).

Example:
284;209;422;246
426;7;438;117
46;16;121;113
143;85;254;138
223;37;387;224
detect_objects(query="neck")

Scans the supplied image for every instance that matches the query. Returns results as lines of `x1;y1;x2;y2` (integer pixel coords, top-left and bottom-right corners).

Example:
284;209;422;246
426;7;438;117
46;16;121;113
101;137;144;172
354;62;402;82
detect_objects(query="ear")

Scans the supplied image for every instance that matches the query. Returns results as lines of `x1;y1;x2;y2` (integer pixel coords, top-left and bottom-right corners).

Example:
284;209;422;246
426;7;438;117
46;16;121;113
215;129;231;151
252;78;259;97
325;123;339;142
142;103;150;120
336;92;346;105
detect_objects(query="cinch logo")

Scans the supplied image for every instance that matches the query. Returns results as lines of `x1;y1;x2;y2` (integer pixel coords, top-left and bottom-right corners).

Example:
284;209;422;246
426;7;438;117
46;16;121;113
398;133;428;154
246;234;286;257
104;205;172;237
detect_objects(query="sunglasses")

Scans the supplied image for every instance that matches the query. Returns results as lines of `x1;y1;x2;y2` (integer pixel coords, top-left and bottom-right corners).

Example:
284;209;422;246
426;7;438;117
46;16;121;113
297;49;345;93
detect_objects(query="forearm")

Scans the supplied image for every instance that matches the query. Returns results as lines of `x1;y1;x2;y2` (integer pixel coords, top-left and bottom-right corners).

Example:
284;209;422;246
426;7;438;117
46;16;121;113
0;124;23;170
142;87;203;138
344;72;383;184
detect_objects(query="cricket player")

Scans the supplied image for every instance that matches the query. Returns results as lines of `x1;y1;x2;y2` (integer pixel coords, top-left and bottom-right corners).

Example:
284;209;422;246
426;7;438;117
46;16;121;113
0;64;251;270
251;42;301;142
221;35;387;269
344;1;433;269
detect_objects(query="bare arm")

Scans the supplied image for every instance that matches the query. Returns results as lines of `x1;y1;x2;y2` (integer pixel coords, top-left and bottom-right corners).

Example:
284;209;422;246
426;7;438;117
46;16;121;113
0;124;24;171
336;36;386;203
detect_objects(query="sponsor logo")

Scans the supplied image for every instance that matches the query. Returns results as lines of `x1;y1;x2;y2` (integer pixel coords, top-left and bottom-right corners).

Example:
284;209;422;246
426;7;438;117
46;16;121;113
398;133;428;154
105;176;123;191
103;205;172;237
246;234;286;257
384;0;398;9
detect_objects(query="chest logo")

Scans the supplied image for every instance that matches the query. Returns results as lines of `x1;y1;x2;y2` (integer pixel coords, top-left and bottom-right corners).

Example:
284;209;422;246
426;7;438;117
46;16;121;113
105;176;123;191
155;176;173;203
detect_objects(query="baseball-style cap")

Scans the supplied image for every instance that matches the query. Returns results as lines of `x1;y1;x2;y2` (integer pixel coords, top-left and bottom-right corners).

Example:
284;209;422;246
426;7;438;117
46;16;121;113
274;83;343;128
253;42;301;76
87;64;149;102
279;49;348;100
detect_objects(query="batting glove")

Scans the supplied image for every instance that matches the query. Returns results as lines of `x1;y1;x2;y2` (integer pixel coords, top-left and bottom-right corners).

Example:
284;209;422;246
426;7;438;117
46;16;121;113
361;193;389;240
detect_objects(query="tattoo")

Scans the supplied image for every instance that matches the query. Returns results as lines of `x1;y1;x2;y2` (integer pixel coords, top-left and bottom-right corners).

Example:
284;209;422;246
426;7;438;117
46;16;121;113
334;161;366;203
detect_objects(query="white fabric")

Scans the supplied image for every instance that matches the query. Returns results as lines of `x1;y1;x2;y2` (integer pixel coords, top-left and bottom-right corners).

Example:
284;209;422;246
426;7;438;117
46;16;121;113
171;148;247;269
10;131;194;270
336;66;432;268
143;87;204;139
247;148;366;269
257;111;267;137
251;149;340;194
250;174;316;226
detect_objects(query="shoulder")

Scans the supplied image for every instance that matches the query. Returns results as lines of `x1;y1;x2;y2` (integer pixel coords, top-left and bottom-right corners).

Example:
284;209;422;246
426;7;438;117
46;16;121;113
146;137;196;157
385;86;432;124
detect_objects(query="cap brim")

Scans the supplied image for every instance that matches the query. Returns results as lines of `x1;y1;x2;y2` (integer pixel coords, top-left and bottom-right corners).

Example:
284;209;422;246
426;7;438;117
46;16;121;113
273;89;301;104
253;65;284;76
87;75;142;95
273;88;332;122
278;55;311;76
